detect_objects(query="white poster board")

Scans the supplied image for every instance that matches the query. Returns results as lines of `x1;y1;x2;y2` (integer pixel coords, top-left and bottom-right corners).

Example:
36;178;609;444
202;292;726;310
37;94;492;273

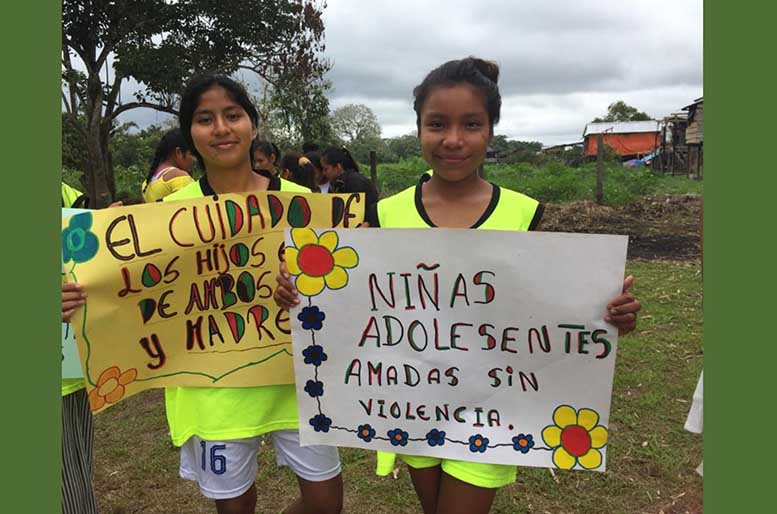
287;228;627;471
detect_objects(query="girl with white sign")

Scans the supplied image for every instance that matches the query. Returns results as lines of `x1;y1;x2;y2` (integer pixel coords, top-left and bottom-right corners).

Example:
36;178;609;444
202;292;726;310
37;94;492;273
274;57;641;514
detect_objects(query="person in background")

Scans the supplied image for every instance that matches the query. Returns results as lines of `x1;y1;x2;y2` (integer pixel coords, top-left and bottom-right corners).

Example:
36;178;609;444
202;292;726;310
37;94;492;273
141;128;195;202
61;182;89;209
279;152;319;191
252;140;281;176
304;151;329;193
321;147;378;208
61;182;96;514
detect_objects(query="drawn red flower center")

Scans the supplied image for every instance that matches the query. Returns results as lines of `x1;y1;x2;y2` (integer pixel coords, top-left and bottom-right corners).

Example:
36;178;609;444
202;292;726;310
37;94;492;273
394;434;403;441
561;425;592;457
298;245;335;277
518;439;528;447
474;439;483;447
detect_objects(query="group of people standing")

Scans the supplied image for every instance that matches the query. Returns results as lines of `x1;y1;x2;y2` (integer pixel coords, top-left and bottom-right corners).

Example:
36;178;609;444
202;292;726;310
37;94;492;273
140;129;378;208
61;56;641;514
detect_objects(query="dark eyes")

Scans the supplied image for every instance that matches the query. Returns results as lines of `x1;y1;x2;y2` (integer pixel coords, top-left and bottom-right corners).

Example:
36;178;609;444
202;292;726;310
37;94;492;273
424;120;484;130
193;111;243;124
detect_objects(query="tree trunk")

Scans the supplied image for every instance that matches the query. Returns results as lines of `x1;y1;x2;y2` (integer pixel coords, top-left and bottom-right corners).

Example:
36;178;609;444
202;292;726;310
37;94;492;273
83;72;115;207
84;119;114;207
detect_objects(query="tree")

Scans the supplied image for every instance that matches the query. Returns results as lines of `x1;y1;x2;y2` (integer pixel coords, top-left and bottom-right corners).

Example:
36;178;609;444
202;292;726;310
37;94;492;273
62;0;328;206
489;135;542;164
385;133;421;161
592;100;652;123
329;104;383;163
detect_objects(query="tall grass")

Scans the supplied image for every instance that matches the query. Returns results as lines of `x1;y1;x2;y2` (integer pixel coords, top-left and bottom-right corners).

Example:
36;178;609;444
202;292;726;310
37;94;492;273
375;159;703;206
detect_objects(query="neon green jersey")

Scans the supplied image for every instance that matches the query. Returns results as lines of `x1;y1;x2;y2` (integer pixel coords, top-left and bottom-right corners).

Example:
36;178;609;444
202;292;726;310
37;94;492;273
163;172;310;445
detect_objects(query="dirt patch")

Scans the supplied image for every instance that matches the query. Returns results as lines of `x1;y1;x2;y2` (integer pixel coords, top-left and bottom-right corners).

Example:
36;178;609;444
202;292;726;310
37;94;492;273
540;194;702;260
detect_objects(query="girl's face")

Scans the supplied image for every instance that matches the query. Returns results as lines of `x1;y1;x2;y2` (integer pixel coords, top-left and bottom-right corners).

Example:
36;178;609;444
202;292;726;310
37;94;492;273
418;84;492;182
174;148;195;173
190;86;256;171
321;158;343;182
253;150;275;171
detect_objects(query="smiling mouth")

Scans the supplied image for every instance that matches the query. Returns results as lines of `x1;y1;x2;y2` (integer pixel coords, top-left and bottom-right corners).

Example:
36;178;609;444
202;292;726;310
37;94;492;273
213;141;238;149
437;155;469;162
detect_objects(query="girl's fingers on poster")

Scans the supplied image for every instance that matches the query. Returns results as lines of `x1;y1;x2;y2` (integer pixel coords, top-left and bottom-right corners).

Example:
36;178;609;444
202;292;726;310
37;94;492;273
605;276;641;336
274;270;299;311
608;295;640;313
621;274;635;293
62;282;83;293
62;283;87;321
273;287;298;311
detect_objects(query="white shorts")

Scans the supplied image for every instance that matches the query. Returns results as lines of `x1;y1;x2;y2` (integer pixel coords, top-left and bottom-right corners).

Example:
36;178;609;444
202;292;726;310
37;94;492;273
179;430;341;500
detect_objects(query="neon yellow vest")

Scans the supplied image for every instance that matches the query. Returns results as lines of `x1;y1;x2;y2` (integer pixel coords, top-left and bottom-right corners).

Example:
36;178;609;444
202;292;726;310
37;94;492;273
61;182;88;208
377;174;542;230
163;177;310;445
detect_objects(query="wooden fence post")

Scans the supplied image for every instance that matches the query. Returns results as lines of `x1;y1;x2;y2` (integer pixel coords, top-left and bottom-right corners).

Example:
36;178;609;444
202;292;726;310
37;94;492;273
596;132;604;205
369;150;378;191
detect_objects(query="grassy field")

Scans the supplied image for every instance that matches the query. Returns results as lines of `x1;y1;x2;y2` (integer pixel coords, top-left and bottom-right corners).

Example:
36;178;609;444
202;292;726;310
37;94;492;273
375;158;703;206
93;259;703;514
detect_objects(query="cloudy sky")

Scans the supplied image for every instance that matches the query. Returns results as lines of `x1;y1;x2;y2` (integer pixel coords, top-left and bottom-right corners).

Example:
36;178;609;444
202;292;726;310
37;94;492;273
120;0;703;146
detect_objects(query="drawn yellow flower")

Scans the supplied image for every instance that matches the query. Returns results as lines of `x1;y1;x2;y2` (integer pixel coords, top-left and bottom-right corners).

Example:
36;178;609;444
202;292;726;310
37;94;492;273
286;228;359;297
542;405;608;470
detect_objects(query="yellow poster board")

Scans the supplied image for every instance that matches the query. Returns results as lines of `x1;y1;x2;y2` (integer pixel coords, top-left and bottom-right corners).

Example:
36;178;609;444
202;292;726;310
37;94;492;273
62;191;364;412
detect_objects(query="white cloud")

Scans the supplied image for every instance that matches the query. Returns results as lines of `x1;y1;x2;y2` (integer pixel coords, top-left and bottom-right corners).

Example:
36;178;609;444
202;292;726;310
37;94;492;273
110;0;703;146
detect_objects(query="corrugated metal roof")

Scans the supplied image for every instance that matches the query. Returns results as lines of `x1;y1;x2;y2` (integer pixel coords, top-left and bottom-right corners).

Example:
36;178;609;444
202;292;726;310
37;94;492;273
583;120;660;137
682;96;704;111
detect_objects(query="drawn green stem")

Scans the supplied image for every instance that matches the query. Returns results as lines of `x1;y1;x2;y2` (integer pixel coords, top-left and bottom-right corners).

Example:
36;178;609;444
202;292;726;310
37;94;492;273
70;269;95;387
134;349;293;384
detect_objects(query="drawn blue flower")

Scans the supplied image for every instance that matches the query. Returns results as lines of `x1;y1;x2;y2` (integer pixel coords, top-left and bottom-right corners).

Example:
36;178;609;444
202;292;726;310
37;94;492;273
298;305;326;331
512;433;535;454
357;424;376;442
304;380;324;398
425;429;446;447
302;345;328;366
468;434;489;453
309;414;332;432
62;212;99;264
387;428;409;447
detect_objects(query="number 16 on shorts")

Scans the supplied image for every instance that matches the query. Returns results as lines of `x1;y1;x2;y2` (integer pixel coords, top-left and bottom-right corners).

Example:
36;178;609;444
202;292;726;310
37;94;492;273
200;441;227;475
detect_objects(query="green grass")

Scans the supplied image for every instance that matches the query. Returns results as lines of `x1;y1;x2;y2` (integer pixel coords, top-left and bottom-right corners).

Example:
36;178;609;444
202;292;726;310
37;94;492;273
93;260;703;514
373;158;703;206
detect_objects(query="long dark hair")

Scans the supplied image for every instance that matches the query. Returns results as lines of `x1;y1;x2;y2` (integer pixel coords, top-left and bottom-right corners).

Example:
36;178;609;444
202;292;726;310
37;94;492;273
252;140;280;167
321;147;360;174
413;56;501;132
178;74;259;169
279;153;317;190
304;151;322;171
144;129;189;191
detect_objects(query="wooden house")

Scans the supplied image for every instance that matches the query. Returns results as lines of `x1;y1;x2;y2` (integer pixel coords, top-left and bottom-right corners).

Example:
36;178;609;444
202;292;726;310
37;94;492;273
683;97;703;178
